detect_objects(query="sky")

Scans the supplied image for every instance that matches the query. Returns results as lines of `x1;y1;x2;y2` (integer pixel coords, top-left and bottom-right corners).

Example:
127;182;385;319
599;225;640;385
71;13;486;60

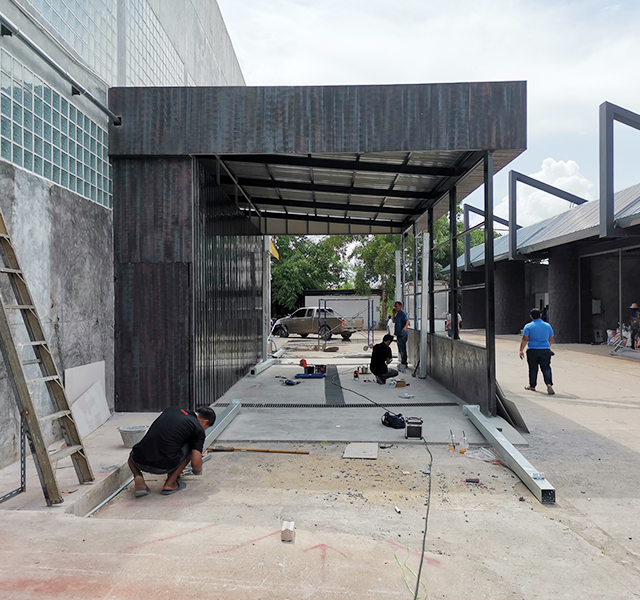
216;0;640;229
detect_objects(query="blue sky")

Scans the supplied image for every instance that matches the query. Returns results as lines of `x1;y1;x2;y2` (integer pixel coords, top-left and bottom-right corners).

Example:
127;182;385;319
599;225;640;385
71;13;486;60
217;0;640;227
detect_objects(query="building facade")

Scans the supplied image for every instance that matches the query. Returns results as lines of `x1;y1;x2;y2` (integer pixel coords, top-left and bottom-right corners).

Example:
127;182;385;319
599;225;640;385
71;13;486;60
0;0;244;468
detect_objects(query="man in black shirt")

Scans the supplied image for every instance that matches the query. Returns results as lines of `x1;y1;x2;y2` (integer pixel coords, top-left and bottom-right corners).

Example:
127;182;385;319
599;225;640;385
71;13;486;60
370;334;398;384
128;406;216;497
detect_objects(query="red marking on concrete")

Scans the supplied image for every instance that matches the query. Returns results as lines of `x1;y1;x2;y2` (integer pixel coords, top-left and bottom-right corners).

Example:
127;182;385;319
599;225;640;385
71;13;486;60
123;523;218;552
304;544;347;580
386;540;442;566
0;577;103;596
207;529;281;554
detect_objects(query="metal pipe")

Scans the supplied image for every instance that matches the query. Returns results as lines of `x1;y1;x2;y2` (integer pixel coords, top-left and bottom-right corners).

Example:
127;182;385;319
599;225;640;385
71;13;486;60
413;223;418;328
249;358;277;377
619;249;623;341
0;11;121;125
449;187;459;340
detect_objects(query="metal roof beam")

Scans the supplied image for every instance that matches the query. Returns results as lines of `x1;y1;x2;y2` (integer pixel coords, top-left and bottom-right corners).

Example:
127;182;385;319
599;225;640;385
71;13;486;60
222;154;464;177
222;177;436;200
247;198;416;215
243;209;400;229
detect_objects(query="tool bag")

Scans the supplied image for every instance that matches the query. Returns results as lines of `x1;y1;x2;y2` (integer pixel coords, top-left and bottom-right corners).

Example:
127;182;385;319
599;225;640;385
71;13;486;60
381;412;406;429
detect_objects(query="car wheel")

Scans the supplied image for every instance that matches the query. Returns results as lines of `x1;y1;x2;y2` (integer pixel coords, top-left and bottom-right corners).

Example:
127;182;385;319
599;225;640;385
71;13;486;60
275;325;289;338
341;333;352;341
300;333;309;338
319;325;332;341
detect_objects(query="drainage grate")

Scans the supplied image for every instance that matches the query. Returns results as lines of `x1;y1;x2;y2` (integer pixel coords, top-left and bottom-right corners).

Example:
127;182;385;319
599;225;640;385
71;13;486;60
213;402;458;408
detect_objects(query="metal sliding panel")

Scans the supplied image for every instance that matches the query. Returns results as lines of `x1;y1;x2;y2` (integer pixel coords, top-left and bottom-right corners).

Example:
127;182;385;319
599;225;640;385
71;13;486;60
193;161;263;406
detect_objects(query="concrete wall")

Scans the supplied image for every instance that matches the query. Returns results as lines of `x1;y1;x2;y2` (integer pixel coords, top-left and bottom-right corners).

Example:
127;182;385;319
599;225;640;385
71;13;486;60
0;160;113;469
495;260;526;334
548;246;580;343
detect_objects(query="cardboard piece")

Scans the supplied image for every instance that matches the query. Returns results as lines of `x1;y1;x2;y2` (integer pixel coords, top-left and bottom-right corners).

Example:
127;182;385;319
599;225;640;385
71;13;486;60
342;442;378;460
70;380;110;439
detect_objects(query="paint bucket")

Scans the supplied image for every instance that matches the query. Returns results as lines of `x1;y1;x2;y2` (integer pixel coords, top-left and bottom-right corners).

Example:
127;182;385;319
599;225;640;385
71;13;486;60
118;425;148;448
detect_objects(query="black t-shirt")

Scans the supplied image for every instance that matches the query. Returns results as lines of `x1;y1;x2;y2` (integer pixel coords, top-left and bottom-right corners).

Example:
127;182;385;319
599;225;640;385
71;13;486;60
131;407;205;470
370;342;392;375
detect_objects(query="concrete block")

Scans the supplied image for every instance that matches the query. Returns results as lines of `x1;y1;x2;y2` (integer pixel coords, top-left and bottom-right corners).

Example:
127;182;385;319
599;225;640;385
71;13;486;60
281;520;295;543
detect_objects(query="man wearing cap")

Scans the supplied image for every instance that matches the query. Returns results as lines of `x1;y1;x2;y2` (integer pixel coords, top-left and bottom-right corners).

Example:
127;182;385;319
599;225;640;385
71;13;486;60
370;334;399;385
128;406;216;497
519;308;555;395
630;302;639;350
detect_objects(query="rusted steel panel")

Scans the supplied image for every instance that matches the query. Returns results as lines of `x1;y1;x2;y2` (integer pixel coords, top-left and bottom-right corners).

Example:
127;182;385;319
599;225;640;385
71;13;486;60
115;262;191;412
113;158;194;264
193;161;263;405
109;82;527;157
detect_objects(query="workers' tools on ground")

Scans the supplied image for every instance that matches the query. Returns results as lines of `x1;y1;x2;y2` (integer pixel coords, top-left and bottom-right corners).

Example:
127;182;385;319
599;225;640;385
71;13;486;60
404;417;423;439
353;370;359;379
295;373;325;378
208;446;310;455
281;379;299;386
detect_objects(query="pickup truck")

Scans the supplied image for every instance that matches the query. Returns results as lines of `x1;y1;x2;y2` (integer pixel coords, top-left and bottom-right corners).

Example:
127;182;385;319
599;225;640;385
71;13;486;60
272;307;364;341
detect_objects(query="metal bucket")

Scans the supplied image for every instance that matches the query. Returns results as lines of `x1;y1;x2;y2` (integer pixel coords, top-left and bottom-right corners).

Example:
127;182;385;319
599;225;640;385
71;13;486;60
118;425;148;448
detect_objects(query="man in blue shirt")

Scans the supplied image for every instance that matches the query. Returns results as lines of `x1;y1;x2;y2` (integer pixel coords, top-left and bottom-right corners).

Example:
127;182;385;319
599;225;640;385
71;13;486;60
392;301;409;372
519;308;555;395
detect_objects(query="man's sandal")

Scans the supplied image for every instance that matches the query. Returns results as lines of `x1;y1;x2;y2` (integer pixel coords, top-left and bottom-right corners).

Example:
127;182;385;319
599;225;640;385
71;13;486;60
524;386;536;391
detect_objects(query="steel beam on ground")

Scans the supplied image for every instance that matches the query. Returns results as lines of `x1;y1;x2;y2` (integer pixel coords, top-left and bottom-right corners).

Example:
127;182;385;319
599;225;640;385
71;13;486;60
249;359;277;377
203;399;242;450
463;405;556;504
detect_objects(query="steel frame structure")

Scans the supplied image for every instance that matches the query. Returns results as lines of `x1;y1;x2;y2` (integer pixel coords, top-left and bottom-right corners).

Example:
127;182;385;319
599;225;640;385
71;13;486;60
508;170;588;260
599;102;640;238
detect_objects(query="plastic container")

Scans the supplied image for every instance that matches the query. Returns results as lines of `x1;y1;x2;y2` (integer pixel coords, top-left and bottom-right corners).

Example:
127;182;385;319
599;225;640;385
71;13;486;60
459;433;468;454
118;425;148;448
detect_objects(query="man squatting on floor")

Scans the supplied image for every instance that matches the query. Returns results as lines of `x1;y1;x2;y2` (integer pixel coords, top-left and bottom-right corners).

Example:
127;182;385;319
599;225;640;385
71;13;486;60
519;308;555;395
128;406;217;497
370;334;398;384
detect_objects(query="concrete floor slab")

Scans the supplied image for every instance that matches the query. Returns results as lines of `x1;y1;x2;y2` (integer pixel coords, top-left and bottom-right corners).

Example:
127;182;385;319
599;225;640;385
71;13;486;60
342;442;378;459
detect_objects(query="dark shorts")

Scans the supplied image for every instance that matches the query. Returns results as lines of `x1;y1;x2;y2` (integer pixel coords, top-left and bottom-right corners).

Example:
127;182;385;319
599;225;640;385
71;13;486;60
129;444;190;475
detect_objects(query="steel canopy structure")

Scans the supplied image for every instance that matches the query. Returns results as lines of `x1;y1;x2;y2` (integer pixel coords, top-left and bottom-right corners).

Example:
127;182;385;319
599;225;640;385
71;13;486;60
110;82;526;236
109;82;527;414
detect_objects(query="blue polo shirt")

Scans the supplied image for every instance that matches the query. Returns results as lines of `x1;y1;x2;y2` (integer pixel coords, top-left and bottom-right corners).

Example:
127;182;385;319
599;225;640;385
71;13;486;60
394;309;408;338
523;319;554;349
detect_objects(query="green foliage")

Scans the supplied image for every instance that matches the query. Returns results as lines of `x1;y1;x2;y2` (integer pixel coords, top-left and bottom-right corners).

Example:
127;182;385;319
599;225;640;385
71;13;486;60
271;236;353;311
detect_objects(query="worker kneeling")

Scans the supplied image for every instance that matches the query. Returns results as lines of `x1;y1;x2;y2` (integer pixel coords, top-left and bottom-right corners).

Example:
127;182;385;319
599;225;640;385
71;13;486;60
370;334;399;385
128;406;216;497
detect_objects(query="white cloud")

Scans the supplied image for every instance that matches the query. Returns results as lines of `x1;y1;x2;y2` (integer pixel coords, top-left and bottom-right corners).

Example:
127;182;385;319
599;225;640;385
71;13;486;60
492;158;595;228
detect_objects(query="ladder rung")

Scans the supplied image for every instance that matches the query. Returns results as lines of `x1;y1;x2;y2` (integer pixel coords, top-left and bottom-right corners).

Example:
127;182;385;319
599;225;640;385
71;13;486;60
26;375;60;384
22;358;42;366
5;305;35;310
18;340;47;347
49;445;83;462
39;410;71;424
0;267;22;274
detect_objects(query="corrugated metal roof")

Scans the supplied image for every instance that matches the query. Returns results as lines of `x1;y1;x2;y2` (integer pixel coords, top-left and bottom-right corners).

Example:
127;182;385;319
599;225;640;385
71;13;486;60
452;181;640;270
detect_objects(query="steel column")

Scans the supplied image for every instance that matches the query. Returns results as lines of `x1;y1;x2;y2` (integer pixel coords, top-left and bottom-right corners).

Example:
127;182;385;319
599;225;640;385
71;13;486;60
413;223;418;327
599;102;615;238
262;236;271;362
463;204;471;271
395;250;402;303
484;152;497;416
449;188;459;340
420;230;429;378
428;208;435;337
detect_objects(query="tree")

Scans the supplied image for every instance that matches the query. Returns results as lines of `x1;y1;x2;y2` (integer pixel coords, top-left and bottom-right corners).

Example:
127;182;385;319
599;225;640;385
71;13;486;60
350;234;401;319
271;236;352;313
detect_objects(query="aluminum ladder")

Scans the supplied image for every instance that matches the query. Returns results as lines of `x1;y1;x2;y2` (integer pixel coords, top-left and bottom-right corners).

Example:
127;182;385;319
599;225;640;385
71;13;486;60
0;207;93;505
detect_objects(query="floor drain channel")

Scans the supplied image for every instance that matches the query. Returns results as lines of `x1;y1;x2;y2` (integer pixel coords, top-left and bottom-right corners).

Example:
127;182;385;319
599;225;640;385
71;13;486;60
213;402;458;408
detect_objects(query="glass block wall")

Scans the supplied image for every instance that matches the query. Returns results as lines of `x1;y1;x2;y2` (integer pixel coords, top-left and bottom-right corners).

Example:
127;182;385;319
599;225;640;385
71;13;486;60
0;48;112;207
25;0;118;84
125;0;184;86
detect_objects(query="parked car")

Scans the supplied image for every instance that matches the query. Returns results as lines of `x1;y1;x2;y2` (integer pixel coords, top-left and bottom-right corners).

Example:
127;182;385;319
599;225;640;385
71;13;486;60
272;307;364;341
